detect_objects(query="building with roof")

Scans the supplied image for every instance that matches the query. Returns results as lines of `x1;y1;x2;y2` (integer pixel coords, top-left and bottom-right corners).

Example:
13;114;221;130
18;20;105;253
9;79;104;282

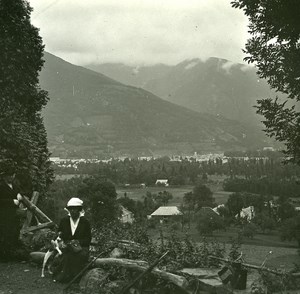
150;206;183;224
155;179;169;186
119;205;134;224
235;206;255;222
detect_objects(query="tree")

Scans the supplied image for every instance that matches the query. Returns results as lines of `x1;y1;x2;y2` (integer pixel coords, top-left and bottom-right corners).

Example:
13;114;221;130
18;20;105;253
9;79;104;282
196;209;225;235
78;176;120;226
280;215;300;246
253;212;276;233
240;223;258;239
183;184;215;215
0;0;53;193
277;196;297;221
231;0;300;164
155;191;173;206
226;192;245;217
192;184;215;209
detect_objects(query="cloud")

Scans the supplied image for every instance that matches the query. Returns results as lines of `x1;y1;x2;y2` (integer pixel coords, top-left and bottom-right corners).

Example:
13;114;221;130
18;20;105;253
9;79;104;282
29;0;250;66
221;61;236;74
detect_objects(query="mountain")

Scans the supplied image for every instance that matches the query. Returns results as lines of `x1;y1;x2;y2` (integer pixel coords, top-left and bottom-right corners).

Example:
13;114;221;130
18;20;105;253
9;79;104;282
40;52;270;158
86;58;279;127
87;63;172;89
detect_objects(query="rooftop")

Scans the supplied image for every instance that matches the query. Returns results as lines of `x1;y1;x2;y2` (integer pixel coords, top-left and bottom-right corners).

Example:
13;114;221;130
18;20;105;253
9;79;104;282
151;206;183;216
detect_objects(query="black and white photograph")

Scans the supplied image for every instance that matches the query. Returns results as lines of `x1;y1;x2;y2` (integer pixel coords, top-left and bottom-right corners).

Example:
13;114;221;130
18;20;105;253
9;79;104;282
1;0;300;293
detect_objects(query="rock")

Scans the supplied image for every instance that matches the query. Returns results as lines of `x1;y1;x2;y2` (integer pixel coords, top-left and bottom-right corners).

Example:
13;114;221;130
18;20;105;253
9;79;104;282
180;268;220;279
197;278;233;294
29;251;46;264
102;280;127;294
110;247;124;258
181;268;233;293
79;268;109;294
186;277;233;294
101;280;140;294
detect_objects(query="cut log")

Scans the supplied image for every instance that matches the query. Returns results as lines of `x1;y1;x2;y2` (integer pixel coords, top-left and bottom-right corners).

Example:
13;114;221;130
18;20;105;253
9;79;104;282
93;257;188;289
29;253;188;289
93;257;149;268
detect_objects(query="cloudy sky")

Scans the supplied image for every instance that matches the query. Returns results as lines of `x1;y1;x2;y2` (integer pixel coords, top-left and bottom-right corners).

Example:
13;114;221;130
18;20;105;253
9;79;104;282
28;0;250;66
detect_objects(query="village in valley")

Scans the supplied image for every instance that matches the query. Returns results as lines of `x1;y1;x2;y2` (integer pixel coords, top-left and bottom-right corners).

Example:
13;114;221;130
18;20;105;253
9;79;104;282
46;149;300;286
10;148;300;293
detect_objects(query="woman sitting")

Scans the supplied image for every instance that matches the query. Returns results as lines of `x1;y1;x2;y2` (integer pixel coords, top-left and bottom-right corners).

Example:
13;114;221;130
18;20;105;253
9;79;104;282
53;197;91;283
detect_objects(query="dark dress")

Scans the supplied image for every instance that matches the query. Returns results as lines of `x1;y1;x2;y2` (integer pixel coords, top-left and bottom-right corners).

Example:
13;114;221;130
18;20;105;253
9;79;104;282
0;179;21;261
53;216;92;283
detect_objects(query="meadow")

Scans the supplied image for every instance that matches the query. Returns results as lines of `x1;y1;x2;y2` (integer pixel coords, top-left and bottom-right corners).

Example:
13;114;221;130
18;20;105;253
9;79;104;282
116;183;300;270
116;185;232;206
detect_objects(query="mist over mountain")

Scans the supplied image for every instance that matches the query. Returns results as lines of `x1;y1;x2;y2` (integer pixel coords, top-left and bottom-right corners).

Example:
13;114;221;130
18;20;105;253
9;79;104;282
40;52;271;158
87;58;278;127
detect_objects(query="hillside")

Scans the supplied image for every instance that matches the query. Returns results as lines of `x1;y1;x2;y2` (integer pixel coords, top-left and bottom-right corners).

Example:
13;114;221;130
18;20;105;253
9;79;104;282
86;58;280;127
40;53;269;158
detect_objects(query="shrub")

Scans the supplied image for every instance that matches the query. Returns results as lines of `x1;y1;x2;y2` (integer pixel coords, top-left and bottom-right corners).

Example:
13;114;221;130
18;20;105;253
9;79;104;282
170;222;180;231
196;209;225;235
240;223;258;239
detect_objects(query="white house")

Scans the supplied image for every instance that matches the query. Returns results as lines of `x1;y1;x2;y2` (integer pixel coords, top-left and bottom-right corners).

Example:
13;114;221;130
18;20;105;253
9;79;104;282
150;206;182;220
236;206;255;222
119;206;134;224
155;179;169;186
212;204;225;215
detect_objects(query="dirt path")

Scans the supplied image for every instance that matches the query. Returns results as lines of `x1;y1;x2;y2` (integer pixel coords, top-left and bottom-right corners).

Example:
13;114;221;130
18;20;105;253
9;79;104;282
0;261;80;294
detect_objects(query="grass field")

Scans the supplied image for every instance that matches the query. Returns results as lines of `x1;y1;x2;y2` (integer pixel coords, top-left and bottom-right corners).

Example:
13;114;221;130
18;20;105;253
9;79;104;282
117;184;300;271
117;186;193;205
149;224;299;270
116;185;231;206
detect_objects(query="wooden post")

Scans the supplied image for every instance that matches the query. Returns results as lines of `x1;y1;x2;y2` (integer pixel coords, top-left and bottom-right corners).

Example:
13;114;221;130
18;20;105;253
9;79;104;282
22;191;40;231
17;193;52;223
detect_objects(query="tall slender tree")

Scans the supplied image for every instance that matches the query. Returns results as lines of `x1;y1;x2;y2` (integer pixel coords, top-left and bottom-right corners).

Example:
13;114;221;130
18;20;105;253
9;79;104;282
0;0;53;193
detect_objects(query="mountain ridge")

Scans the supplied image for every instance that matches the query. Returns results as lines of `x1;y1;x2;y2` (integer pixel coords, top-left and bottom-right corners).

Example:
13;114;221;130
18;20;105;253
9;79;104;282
40;52;271;158
86;57;278;127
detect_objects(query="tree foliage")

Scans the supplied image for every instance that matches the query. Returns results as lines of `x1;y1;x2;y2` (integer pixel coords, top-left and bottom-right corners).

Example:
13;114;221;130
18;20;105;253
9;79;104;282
280;214;300;246
196;209;225;235
183;184;215;212
231;0;300;164
77;176;120;226
0;0;53;193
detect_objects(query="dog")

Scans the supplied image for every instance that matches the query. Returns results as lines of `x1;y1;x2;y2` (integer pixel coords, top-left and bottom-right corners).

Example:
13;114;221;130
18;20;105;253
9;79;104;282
41;235;66;278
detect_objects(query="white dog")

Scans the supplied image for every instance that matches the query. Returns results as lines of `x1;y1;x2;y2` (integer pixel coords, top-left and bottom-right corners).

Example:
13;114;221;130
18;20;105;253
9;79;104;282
41;235;65;278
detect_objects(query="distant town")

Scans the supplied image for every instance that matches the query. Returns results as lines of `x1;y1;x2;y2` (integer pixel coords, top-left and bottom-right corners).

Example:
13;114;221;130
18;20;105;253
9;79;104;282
50;147;277;170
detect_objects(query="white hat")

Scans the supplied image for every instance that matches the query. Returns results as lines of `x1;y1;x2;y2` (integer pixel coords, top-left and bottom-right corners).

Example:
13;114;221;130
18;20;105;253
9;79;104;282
67;197;83;207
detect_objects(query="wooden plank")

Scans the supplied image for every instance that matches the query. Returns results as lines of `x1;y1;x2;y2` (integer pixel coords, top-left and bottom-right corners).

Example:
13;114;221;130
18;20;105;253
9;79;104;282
25;221;55;233
17;194;52;223
22;191;40;230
